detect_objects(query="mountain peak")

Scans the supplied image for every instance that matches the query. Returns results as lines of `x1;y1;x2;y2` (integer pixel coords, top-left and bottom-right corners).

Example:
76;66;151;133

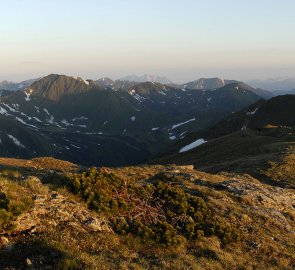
97;77;113;83
28;74;91;101
119;74;173;84
183;77;238;90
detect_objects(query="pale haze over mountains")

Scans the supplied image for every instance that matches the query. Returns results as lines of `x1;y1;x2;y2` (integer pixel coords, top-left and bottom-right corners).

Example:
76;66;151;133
2;75;295;94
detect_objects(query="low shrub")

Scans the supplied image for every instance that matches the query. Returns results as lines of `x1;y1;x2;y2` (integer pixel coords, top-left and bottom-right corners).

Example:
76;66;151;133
69;168;242;246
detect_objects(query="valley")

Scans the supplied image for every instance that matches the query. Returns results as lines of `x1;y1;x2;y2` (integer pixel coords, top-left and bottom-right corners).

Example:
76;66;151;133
0;74;265;166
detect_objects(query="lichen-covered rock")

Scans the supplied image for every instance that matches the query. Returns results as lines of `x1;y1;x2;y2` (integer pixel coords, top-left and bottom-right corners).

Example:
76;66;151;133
13;190;112;235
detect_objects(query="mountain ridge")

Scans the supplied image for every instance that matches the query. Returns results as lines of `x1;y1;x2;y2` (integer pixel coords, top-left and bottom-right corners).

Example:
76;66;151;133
0;74;265;167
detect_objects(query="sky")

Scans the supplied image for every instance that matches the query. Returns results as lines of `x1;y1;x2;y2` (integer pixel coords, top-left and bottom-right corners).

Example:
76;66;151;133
1;0;295;83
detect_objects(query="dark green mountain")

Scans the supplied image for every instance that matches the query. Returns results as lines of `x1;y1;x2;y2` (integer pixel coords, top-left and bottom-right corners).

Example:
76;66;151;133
0;74;265;166
29;74;91;101
153;95;295;187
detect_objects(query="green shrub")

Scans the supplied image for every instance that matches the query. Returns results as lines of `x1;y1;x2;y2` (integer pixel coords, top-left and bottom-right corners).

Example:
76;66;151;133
69;168;242;246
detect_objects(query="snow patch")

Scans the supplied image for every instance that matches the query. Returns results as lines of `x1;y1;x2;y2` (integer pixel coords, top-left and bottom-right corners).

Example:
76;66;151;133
81;78;89;85
43;108;50;115
73;77;89;85
47;116;55;124
12;104;20;110
172;118;196;130
34;106;40;113
24;88;33;101
33;117;42;122
3;103;17;112
7;134;25;148
15;117;27;125
61;119;70;126
179;131;187;138
179;138;207;153
71;144;81;149
15;117;38;129
246;107;259;115
20;112;32;120
72;116;88;121
0;106;9;115
129;90;146;102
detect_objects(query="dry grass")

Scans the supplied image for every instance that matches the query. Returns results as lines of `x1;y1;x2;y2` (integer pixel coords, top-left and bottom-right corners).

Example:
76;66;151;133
265;146;295;187
0;162;294;269
0;176;33;233
0;157;79;173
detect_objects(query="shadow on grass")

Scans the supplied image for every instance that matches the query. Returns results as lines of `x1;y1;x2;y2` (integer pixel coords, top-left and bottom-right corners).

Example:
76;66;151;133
41;172;74;191
194;248;219;260
0;239;68;269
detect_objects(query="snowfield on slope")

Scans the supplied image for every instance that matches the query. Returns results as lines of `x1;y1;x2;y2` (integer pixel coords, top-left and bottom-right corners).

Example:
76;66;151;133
172;118;196;129
179;138;207;153
7;134;25;148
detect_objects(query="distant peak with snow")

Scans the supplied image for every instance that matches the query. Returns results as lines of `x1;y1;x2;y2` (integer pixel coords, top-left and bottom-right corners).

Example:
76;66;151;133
182;77;238;90
119;74;173;84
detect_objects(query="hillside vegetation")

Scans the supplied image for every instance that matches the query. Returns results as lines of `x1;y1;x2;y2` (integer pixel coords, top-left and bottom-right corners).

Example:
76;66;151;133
0;158;294;269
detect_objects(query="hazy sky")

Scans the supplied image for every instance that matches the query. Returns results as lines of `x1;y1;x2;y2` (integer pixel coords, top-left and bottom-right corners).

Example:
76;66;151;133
1;0;295;82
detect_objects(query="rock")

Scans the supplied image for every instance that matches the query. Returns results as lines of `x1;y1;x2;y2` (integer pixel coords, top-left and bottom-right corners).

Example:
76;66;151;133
84;218;111;232
33;194;47;202
51;192;59;199
13;189;112;235
246;241;260;249
26;258;33;266
25;176;42;185
68;222;87;232
165;165;194;172
0;236;9;246
212;178;295;233
177;165;194;170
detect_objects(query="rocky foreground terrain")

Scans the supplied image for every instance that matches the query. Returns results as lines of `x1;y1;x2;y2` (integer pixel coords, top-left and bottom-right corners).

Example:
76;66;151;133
0;158;294;270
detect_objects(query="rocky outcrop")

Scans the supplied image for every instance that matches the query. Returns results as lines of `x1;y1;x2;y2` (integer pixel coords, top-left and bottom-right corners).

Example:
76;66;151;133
212;177;295;233
11;181;112;236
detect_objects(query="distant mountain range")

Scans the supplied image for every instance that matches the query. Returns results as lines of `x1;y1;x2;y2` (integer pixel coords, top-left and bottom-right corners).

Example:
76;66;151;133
119;74;173;84
179;77;237;90
247;77;295;92
0;78;38;91
1;75;282;97
3;75;295;94
0;72;294;191
0;74;268;166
